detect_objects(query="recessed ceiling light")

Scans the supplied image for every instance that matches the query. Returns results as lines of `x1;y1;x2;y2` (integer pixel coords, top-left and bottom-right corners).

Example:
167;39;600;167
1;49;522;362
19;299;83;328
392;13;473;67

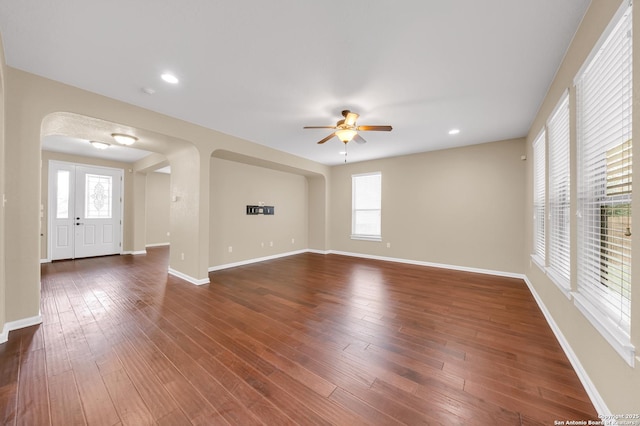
161;73;179;84
448;128;460;135
111;133;138;146
90;141;110;150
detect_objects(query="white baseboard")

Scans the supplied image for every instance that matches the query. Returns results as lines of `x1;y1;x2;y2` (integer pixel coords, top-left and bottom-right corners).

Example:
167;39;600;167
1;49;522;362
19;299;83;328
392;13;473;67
168;267;210;286
209;248;522;279
40;258;51;264
146;242;170;248
327;250;524;280
307;249;330;255
209;249;308;272
522;276;610;416
122;250;147;255
0;314;43;344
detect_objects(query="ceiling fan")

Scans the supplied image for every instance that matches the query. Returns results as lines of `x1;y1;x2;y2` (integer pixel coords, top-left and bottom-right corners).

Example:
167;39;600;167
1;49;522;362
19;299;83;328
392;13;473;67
304;110;392;145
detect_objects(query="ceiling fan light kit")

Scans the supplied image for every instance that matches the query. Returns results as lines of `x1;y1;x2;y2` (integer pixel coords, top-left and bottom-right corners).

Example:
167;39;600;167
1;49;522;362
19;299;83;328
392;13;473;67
304;109;392;162
336;128;357;143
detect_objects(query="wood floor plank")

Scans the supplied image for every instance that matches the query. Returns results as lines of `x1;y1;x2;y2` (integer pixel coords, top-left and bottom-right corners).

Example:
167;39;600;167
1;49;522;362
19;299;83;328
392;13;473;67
111;340;179;421
69;355;120;426
101;368;155;426
48;369;86;425
15;348;50;426
0;247;600;424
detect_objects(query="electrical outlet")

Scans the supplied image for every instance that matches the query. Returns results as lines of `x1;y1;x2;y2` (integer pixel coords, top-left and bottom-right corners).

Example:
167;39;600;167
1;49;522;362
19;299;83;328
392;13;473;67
291;238;295;244
270;241;273;247
261;242;264;248
387;242;391;248
228;246;233;253
166;231;170;237
181;252;185;260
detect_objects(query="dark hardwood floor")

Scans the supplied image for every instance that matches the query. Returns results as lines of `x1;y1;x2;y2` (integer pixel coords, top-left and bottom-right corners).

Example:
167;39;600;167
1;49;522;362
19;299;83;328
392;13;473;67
1;247;597;425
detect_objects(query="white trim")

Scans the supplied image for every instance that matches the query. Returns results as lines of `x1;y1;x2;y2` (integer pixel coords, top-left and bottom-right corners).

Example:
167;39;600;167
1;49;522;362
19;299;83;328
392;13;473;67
168;267;210;286
572;292;635;367
530;254;545;271
522;276;611;416
0;314;43;344
573;1;632;86
40;258;51;264
122;250;147;255
145;242;170;248
328;250;523;279
210;248;522;279
307;249;330;255
545;267;572;300
209;249;308;272
350;235;382;242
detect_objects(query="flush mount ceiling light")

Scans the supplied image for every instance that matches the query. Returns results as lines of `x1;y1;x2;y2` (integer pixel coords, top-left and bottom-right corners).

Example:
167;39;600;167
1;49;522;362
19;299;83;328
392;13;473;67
161;73;179;84
111;133;138;146
448;128;461;135
90;141;110;150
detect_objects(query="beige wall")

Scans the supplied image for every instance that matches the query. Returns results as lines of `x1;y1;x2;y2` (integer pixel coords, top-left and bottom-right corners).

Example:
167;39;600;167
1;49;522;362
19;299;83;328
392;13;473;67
210;157;308;267
524;0;640;412
40;151;136;260
145;172;171;246
329;138;526;274
0;32;6;336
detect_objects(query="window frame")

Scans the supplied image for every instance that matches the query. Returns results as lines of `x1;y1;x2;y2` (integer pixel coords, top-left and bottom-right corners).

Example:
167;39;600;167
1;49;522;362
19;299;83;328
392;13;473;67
351;171;382;241
532;130;546;269
546;92;571;295
573;2;634;366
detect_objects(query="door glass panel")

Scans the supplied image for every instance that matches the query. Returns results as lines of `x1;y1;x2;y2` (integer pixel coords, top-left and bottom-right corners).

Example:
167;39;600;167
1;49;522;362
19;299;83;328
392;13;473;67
56;170;70;219
85;174;112;219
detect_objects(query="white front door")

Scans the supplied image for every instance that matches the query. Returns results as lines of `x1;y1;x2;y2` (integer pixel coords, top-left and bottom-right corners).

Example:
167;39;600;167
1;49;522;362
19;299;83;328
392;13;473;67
49;161;123;260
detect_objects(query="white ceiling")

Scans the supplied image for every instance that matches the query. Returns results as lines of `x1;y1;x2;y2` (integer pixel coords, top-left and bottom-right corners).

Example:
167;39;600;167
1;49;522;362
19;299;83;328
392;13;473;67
42;135;152;163
0;0;590;166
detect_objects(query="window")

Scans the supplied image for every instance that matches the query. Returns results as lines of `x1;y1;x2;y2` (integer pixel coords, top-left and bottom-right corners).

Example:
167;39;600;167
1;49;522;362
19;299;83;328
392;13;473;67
56;170;70;219
352;172;382;240
547;94;571;291
575;4;633;365
85;174;113;219
532;130;546;266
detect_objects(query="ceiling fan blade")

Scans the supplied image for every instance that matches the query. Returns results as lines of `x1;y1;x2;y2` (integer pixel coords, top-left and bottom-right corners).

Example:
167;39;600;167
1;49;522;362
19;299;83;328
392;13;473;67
304;126;337;129
353;134;367;144
344;111;359;126
317;133;336;144
357;125;393;131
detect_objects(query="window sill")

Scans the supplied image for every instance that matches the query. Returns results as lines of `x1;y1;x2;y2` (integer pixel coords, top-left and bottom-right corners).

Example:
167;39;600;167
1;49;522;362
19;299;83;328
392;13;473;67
572;292;635;367
546;268;572;300
530;254;545;271
351;235;382;242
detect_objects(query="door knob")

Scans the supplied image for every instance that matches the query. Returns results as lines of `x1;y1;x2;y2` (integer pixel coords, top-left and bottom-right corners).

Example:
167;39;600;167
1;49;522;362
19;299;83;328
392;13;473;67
75;222;84;226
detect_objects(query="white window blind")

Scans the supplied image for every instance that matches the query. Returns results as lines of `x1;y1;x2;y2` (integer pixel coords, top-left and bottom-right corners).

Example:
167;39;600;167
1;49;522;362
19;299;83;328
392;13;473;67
532;130;546;265
575;4;633;363
547;94;571;289
352;172;382;240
